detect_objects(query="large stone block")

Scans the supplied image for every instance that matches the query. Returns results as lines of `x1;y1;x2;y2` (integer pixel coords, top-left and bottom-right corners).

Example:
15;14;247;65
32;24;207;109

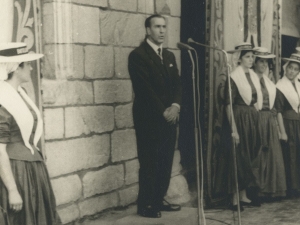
65;106;114;138
119;184;139;206
78;192;119;217
44;108;64;140
42;80;93;107
166;175;190;204
51;175;82;206
72;0;108;7
111;130;137;162
115;103;134;129
167;0;181;17
43;44;84;80
43;0;108;5
72;5;100;44
43;3;56;44
57;204;80;224
155;0;181;16
125;159;139;185
165;16;180;49
82;165;124;197
85;46;114;79
109;0;137;12
94;80;132;104
100;11;146;47
114;47;133;79
137;0;154;14
46;135;110;177
43;3;100;44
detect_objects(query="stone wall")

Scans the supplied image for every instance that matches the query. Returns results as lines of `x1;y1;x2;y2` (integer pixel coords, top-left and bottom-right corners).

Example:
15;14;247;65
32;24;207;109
41;0;188;224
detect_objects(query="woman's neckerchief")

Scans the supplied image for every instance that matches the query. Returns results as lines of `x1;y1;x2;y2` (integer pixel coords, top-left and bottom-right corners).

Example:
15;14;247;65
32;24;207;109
0;81;43;154
276;75;300;113
260;75;276;109
230;65;263;110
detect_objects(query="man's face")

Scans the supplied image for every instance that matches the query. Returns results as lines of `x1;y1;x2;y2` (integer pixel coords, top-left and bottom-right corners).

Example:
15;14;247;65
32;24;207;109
146;17;166;46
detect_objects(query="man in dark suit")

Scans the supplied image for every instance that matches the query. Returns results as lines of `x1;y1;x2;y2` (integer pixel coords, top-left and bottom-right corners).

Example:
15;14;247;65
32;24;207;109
128;14;182;218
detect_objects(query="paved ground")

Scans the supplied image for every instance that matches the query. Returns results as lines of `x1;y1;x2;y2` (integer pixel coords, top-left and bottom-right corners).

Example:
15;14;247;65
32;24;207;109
84;198;300;225
202;198;300;225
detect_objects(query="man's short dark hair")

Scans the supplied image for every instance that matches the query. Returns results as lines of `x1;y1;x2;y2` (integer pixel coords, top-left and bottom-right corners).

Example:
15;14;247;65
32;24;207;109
145;14;165;28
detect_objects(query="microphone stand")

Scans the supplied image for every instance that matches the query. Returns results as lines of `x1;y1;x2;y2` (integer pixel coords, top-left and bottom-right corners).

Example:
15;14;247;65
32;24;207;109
188;39;242;225
177;41;205;225
187;49;206;225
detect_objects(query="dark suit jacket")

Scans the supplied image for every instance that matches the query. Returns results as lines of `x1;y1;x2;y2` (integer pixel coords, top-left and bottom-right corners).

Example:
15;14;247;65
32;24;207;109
128;41;182;140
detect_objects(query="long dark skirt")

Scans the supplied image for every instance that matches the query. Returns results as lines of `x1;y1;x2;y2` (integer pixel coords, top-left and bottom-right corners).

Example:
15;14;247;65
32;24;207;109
282;118;300;194
255;110;286;197
227;105;259;193
0;160;61;225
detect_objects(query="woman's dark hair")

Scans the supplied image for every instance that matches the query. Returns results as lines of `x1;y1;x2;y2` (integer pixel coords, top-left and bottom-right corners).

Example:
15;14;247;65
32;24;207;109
287;61;300;70
254;56;273;64
6;62;24;80
239;50;253;59
237;50;253;65
253;57;273;71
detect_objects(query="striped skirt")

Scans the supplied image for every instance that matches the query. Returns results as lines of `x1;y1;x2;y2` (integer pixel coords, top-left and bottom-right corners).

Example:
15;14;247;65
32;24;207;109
0;160;61;225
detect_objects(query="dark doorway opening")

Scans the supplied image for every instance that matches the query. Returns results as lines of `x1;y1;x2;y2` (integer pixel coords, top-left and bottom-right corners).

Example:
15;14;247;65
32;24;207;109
280;35;299;77
179;0;206;197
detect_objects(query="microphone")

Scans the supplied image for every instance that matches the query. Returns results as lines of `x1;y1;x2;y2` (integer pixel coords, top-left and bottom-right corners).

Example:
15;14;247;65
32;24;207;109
189;36;241;222
188;38;224;52
177;42;194;50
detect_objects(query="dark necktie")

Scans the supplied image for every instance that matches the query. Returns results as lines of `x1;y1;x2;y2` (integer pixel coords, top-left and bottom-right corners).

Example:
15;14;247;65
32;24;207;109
157;48;163;63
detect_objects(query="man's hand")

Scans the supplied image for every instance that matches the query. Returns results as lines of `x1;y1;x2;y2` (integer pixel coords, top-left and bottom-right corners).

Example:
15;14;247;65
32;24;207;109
163;106;179;124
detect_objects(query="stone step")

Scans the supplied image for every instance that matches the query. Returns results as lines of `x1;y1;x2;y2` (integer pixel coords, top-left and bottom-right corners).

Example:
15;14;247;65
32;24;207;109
114;207;198;225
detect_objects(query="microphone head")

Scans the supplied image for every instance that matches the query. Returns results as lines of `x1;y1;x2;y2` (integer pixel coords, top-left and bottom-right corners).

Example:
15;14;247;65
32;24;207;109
187;38;195;44
177;42;193;50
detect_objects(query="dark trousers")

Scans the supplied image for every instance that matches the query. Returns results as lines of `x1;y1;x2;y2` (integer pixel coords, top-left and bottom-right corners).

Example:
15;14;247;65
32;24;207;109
136;124;177;209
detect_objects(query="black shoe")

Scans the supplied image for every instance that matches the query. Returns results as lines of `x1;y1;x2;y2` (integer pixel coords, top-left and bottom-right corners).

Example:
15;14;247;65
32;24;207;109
137;206;161;218
159;199;181;211
229;203;244;212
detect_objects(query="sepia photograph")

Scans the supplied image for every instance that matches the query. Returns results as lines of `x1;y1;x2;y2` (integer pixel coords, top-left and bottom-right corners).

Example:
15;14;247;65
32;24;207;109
0;0;299;225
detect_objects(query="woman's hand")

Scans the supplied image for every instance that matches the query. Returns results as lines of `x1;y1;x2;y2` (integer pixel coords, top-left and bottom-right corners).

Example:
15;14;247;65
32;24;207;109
8;189;23;211
280;132;288;141
232;132;240;145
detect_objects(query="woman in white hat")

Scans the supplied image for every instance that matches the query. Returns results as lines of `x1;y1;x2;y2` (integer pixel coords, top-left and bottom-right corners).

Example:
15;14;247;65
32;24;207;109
225;43;262;210
252;47;286;199
276;50;300;198
0;43;61;224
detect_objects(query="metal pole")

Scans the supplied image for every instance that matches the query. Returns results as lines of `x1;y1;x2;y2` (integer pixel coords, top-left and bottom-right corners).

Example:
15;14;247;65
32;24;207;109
187;50;203;225
222;50;242;225
194;49;206;225
187;39;243;225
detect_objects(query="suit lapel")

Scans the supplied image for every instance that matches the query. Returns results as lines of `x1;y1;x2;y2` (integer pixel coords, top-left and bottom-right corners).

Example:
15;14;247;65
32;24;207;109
162;49;171;76
144;42;164;69
143;42;171;82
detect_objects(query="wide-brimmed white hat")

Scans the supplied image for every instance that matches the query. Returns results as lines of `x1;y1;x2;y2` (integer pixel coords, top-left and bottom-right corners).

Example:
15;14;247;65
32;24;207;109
0;42;43;62
253;47;275;59
227;42;253;54
282;52;300;64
